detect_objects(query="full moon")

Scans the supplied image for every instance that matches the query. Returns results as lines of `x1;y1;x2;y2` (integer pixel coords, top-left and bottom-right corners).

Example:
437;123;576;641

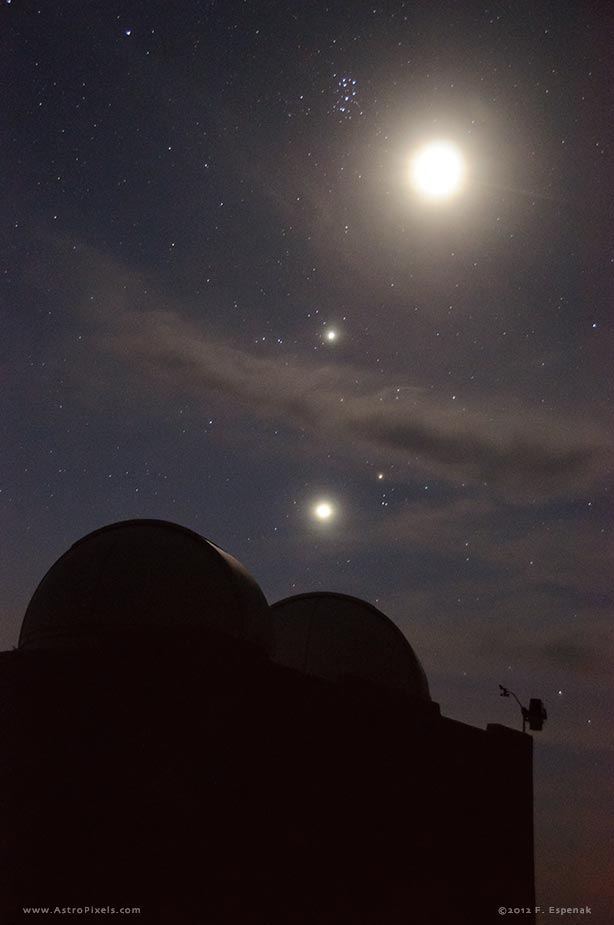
324;328;338;342
313;501;334;521
410;141;465;199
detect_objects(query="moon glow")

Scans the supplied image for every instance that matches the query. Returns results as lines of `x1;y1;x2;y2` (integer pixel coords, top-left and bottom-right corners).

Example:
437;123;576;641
313;501;334;521
410;141;465;199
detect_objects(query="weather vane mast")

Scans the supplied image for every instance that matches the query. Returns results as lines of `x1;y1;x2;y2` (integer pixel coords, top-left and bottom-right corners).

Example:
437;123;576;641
499;685;548;733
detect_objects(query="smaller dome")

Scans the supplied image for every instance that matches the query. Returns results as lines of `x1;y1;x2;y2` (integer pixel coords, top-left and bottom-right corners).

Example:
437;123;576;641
271;592;430;700
19;519;272;655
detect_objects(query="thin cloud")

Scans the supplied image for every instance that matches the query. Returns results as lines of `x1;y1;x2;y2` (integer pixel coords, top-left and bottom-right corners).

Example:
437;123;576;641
101;306;609;498
45;238;612;499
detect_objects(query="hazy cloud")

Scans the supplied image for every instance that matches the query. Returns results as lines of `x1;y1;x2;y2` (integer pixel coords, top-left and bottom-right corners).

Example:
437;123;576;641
43;238;612;499
97;304;609;498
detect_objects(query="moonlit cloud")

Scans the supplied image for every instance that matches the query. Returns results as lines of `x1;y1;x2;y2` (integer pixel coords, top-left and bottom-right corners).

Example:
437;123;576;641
65;250;609;500
24;238;611;505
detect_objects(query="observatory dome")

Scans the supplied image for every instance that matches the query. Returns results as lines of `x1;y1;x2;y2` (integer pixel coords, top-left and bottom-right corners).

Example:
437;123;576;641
19;519;272;655
271;592;430;700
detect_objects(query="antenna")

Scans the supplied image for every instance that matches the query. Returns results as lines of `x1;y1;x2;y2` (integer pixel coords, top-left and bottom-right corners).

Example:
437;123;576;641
499;685;547;733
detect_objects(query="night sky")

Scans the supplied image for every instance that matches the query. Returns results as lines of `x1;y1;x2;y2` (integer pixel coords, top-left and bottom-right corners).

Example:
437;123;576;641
2;0;613;915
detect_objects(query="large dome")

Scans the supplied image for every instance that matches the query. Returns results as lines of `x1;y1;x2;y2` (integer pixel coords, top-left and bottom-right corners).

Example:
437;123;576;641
19;519;272;654
271;592;430;700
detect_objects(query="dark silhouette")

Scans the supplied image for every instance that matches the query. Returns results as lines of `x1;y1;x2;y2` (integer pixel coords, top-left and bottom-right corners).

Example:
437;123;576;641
500;685;548;733
1;520;535;923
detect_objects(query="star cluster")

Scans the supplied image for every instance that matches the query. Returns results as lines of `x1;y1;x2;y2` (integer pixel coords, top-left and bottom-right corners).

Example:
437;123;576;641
332;75;362;119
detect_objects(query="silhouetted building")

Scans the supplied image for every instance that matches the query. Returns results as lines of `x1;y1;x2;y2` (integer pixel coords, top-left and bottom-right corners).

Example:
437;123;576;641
0;520;535;923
